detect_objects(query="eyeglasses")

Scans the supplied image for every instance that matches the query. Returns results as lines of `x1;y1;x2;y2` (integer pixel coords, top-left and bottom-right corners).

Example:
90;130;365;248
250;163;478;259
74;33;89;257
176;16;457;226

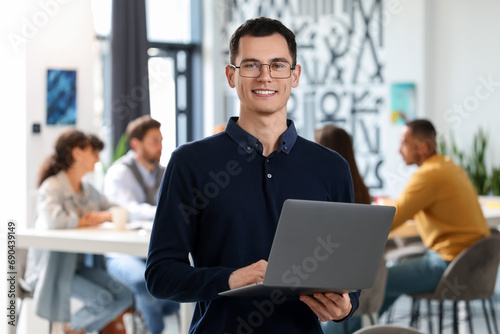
230;60;295;79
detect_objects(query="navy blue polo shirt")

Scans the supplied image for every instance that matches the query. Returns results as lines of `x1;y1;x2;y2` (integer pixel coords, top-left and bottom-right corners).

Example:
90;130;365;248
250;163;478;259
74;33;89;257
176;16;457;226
146;117;359;334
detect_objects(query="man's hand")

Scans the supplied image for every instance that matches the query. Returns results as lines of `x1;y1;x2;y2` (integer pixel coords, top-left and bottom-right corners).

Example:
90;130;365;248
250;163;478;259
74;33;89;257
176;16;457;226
300;292;352;322
228;259;268;290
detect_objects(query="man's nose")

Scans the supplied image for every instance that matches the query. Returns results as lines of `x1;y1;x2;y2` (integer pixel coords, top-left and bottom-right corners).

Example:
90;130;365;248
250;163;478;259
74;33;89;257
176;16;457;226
258;64;272;80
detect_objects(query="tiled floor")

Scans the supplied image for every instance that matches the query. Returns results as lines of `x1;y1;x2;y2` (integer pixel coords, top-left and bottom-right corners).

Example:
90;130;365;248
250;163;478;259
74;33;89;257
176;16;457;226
162;314;181;334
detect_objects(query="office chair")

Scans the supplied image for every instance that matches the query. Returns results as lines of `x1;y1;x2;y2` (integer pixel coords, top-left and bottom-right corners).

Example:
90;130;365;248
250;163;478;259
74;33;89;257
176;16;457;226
353;324;424;334
409;235;500;334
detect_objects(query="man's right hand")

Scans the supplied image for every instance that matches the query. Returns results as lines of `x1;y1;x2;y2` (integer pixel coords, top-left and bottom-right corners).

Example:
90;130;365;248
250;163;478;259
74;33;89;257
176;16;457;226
228;259;268;290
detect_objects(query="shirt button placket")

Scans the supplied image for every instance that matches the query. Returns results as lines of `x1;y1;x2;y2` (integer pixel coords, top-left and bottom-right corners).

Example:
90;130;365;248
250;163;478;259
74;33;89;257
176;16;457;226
265;158;272;179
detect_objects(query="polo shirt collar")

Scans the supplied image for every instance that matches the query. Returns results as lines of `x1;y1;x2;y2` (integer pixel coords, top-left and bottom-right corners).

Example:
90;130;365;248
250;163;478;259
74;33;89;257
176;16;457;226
225;116;297;155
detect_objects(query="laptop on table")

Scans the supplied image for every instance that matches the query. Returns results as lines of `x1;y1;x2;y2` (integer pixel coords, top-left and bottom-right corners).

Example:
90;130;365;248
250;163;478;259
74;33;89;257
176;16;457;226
219;199;395;297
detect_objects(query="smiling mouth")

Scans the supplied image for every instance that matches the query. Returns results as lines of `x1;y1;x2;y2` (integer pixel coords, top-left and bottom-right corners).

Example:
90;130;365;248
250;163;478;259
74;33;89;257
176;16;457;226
253;90;277;95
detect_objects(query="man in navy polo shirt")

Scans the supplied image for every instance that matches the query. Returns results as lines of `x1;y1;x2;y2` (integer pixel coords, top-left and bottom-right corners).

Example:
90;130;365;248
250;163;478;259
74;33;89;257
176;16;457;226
146;17;359;333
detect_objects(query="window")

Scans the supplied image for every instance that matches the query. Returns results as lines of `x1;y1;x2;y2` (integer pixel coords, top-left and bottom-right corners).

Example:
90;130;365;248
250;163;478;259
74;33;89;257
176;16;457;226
91;0;202;164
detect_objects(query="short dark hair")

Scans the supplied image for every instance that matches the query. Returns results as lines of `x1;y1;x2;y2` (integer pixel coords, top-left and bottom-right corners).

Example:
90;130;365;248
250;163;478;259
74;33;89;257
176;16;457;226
406;119;436;140
229;17;297;66
126;115;161;144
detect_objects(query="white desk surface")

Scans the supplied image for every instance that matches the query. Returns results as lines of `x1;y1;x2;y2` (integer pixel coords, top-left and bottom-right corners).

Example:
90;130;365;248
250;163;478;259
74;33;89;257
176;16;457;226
480;196;500;228
16;222;152;257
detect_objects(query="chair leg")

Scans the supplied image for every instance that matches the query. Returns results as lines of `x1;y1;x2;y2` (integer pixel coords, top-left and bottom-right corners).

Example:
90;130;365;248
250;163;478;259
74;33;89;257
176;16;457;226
439;301;443;334
453;301;458;334
386;304;394;324
488;298;499;334
410;298;420;328
368;313;375;325
465;301;474;334
343;320;349;334
16;298;23;326
482;299;493;334
427;299;433;334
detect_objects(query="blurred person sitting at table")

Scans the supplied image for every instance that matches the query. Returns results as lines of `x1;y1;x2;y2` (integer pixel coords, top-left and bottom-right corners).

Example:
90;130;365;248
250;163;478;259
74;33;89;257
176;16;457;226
103;115;179;334
376;119;490;320
315;124;371;334
24;129;133;334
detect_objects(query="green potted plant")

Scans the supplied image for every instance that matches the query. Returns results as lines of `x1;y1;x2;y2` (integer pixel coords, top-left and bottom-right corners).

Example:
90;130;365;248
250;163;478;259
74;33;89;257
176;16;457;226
439;128;490;196
489;167;500;196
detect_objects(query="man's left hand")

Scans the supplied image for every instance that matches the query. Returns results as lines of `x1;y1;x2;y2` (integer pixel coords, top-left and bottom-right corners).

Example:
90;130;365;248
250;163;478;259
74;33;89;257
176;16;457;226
300;292;352;322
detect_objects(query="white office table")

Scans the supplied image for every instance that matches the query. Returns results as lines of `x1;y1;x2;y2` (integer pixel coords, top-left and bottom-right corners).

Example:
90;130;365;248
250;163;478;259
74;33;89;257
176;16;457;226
481;195;500;228
14;222;193;334
16;222;151;257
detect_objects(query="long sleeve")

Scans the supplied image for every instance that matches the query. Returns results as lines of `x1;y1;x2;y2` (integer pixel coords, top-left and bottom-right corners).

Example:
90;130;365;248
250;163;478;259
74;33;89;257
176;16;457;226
37;172;113;230
145;154;234;302
391;170;436;230
37;176;80;229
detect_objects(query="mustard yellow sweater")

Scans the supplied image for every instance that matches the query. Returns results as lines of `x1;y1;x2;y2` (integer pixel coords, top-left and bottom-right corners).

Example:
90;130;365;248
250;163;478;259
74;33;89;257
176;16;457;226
392;154;490;261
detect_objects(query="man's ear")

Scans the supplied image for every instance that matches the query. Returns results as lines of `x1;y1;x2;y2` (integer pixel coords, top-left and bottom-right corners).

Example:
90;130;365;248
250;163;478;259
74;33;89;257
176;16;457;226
130;137;140;151
291;64;301;88
225;65;236;88
418;139;432;157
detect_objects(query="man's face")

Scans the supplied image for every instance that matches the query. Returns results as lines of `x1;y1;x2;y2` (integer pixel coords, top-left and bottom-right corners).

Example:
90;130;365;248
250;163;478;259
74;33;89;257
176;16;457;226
138;128;163;165
399;126;421;166
225;34;301;117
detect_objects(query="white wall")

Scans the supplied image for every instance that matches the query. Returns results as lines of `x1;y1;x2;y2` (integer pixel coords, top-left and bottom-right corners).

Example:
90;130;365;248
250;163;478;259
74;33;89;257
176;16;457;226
382;0;428;196
428;0;500;170
25;0;99;227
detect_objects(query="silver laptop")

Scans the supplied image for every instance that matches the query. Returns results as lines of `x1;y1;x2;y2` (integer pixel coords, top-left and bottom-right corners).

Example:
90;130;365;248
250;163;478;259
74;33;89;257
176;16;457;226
219;199;395;297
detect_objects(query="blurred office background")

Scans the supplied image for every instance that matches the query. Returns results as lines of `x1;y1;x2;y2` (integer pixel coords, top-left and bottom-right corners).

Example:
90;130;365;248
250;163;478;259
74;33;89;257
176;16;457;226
1;0;500;333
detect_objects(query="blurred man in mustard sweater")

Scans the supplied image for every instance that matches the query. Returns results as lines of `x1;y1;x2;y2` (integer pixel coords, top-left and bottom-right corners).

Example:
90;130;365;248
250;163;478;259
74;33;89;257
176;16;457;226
379;119;490;316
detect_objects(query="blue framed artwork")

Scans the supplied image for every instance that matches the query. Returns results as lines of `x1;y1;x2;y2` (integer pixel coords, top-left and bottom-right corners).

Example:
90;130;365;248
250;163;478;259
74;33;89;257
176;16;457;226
46;69;77;125
390;83;416;125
